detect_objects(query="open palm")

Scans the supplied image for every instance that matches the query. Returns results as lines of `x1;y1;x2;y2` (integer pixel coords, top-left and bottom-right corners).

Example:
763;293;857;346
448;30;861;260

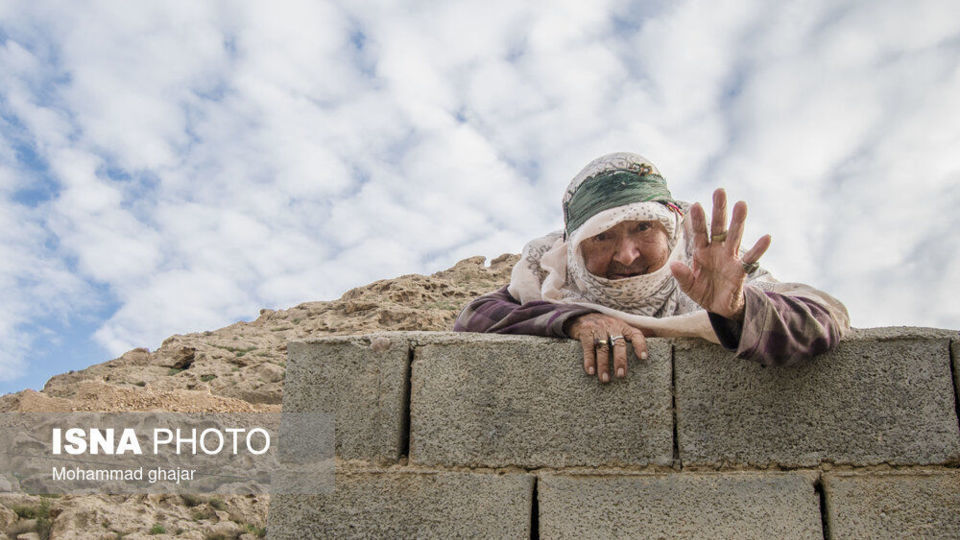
669;189;771;321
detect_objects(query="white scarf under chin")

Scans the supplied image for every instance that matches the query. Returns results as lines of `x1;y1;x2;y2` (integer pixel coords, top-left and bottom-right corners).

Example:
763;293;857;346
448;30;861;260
508;201;720;343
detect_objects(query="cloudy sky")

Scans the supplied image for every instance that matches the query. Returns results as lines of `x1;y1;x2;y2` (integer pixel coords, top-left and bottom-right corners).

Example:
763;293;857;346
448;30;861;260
1;0;958;394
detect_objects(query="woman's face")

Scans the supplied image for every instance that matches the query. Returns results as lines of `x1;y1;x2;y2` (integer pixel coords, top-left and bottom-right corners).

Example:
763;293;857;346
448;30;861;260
580;220;670;280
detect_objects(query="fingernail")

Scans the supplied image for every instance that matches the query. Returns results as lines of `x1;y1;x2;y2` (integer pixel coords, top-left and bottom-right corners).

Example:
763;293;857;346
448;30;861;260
601;373;609;383
587;367;595;375
617;367;624;377
641;352;648;360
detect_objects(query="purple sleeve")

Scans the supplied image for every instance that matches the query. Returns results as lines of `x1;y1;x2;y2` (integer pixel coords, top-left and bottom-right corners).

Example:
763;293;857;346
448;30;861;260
708;285;844;367
454;286;598;338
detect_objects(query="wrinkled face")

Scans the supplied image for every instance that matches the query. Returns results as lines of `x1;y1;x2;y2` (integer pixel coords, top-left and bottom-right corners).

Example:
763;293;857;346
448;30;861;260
580;220;671;280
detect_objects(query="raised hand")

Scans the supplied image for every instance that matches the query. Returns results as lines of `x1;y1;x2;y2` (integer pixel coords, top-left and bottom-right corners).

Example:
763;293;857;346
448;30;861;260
669;188;771;321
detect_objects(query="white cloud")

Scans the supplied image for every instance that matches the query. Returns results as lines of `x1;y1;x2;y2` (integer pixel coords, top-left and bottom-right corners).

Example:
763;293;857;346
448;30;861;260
0;178;99;381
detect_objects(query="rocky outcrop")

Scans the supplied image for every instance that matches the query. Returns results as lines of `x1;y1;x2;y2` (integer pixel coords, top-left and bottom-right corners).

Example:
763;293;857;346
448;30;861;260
2;254;516;413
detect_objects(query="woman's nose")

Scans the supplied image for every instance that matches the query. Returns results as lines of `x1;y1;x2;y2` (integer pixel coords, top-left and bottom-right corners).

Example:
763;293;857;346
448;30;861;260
612;237;641;265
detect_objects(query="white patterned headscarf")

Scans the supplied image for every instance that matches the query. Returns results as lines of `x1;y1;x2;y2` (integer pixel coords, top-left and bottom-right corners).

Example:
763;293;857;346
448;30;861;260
508;152;721;341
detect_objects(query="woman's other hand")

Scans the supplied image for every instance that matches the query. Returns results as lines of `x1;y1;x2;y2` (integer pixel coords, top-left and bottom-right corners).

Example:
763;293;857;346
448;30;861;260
566;313;648;383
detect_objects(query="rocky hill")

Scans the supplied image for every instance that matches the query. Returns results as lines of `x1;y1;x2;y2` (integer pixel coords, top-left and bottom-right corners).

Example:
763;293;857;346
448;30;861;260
0;254;517;539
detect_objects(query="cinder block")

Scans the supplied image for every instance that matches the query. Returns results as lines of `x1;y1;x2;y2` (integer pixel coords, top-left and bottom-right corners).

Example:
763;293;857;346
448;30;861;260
284;335;410;462
953;338;959;433
539;471;821;539
675;328;960;467
824;470;960;538
266;470;533;539
409;335;672;468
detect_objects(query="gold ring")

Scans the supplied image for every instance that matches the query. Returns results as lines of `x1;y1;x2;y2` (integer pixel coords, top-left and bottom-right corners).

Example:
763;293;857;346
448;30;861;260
712;231;728;242
742;261;760;274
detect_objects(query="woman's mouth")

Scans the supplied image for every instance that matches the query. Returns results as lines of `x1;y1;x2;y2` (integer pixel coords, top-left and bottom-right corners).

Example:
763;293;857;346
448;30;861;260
608;268;646;279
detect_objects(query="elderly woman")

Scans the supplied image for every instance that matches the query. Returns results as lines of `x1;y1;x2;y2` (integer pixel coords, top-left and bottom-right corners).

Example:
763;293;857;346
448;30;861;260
454;152;849;382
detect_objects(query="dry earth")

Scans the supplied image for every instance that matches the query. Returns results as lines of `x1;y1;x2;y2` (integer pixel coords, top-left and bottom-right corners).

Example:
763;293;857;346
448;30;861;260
0;254;517;540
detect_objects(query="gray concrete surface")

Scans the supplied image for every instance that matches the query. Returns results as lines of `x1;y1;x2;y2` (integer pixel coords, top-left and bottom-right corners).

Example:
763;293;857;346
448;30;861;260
409;336;673;468
675;328;960;467
823;470;960;539
284;336;410;462
953;338;959;436
538;471;822;539
266;470;533;539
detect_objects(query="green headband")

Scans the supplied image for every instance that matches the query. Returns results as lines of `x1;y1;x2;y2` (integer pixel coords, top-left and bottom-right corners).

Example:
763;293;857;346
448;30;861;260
563;170;676;235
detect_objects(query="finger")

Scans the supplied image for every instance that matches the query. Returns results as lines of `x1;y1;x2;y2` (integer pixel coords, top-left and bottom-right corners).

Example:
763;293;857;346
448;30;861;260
596;338;611;383
580;333;597;376
689;202;709;249
726;200;747;256
711;188;728;238
625;327;648;361
670;261;695;294
612;336;628;378
743;234;772;264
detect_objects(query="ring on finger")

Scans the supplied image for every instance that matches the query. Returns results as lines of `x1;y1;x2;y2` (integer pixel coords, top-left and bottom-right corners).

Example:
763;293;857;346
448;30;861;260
712;230;728;242
742;261;760;274
609;335;625;345
594;338;609;348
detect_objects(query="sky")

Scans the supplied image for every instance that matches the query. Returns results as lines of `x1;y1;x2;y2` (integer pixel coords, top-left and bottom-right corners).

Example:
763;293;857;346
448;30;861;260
1;0;958;394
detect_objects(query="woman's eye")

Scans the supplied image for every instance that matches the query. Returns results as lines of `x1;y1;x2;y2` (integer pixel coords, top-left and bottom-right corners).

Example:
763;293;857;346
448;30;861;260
594;232;609;241
634;223;651;232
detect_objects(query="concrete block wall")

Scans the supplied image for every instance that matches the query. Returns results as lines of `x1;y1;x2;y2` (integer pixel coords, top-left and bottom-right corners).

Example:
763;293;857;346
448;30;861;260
269;328;960;538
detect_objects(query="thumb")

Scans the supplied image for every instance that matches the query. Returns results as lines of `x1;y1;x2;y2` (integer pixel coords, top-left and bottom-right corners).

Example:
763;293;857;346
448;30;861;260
670;261;694;293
